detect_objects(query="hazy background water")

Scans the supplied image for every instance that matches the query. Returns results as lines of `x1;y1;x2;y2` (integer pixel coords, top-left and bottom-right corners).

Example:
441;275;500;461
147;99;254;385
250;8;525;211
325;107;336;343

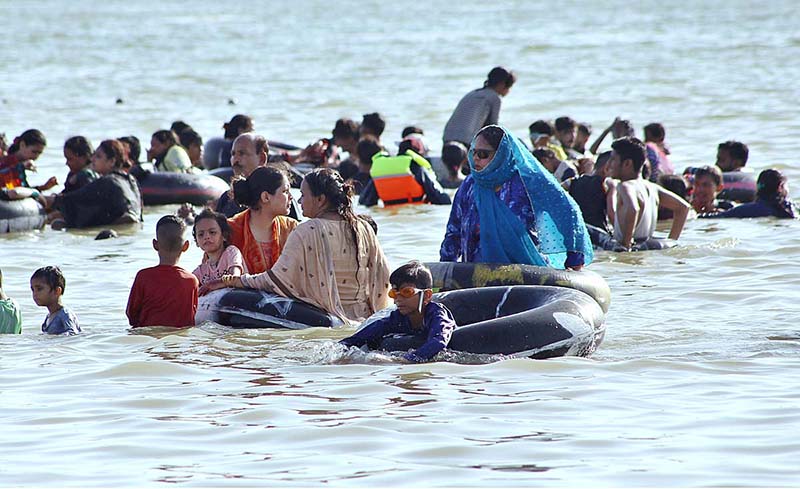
2;0;800;486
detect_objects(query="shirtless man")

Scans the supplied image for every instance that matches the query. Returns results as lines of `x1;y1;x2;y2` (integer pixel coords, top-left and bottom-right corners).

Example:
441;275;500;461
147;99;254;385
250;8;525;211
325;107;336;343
609;137;689;249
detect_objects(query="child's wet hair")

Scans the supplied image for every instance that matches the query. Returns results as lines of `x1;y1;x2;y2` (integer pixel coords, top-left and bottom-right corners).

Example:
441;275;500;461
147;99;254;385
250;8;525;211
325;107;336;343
31;266;66;293
156;215;187;252
192;208;231;248
390;261;433;290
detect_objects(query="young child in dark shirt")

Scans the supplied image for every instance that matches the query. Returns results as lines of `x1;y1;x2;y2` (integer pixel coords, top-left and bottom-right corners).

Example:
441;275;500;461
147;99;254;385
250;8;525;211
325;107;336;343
127;215;199;327
340;261;456;362
30;266;81;335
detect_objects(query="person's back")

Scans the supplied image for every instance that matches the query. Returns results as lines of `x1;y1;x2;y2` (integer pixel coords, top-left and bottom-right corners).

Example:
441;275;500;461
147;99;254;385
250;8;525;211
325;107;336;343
363;139;451;207
566;151;613;232
442;67;515;146
127;215;198;327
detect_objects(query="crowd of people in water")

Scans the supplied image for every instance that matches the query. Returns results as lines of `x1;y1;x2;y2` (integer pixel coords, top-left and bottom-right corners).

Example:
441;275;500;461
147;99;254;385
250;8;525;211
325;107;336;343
1;66;797;360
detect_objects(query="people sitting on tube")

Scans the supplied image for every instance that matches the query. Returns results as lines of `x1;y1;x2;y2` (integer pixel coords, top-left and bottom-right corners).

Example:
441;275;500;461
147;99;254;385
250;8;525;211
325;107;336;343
47;139;143;229
127;215;198;328
340;261;456;362
192;208;247;288
440;125;593;270
147;129;194;173
699;168;796;219
608;137;690;249
0;129;57;205
689;165;733;214
226;166;298;275
359;136;451;207
205;168;391;325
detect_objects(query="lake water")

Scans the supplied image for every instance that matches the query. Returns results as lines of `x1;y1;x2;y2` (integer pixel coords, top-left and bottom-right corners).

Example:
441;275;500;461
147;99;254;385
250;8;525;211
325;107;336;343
2;0;800;486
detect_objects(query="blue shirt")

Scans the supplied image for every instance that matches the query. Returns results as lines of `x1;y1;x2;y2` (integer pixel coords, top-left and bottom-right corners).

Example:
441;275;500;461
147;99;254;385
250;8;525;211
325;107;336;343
440;173;537;263
340;301;456;361
41;307;81;335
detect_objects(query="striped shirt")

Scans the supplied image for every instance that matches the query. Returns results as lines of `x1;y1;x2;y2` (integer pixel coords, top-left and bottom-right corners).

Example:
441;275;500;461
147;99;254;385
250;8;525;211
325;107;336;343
442;87;502;145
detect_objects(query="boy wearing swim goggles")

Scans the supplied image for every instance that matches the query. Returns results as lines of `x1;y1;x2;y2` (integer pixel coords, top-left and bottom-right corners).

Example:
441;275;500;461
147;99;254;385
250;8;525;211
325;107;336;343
340;261;456;362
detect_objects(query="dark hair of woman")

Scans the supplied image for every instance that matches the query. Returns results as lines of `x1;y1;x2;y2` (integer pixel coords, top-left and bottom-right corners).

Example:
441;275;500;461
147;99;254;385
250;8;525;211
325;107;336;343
476;125;505;150
304;167;361;247
232;166;288;210
192;207;232;249
152;129;179;147
98;139;127;169
223;114;254;140
64;136;94;159
8;129;46;154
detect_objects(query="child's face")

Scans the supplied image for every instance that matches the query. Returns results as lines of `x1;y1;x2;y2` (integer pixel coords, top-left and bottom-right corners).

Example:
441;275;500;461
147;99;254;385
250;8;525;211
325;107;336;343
194;218;224;254
64;148;89;173
390;282;429;316
30;278;59;307
692;175;722;207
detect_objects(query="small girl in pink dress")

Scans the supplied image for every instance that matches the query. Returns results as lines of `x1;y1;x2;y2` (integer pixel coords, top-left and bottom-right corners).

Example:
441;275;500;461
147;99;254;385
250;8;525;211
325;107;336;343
192;208;247;289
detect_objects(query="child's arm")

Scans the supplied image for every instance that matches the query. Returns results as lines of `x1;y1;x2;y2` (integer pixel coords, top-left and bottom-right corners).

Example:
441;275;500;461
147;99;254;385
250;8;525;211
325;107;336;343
405;304;457;362
340;311;401;349
223;245;247;276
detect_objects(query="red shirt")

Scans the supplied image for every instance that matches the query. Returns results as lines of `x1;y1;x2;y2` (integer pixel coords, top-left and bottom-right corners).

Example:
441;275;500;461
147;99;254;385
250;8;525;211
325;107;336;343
126;265;199;328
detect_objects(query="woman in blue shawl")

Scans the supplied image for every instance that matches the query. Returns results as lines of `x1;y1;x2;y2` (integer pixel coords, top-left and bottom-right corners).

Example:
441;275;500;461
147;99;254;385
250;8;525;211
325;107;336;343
440;125;592;269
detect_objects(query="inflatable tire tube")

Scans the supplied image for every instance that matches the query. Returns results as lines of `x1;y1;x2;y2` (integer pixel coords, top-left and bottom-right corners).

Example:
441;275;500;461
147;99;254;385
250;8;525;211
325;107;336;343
209;165;307;189
203;137;227;170
209;166;233;184
196;288;345;329
719;171;757;203
586;224;678;253
0;198;45;233
425;261;611;313
377;285;606;359
136;172;230;206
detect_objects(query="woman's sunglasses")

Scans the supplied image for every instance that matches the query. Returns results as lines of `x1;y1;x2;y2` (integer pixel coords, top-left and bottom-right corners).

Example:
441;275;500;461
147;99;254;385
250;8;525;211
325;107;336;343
471;148;495;160
388;286;424;299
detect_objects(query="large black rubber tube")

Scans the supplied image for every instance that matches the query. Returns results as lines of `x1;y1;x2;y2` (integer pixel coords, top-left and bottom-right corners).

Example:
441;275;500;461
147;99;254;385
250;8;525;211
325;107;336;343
378;285;606;359
201;288;345;329
425;261;611;313
585;224;678;253
135;172;229;206
0;198;45;233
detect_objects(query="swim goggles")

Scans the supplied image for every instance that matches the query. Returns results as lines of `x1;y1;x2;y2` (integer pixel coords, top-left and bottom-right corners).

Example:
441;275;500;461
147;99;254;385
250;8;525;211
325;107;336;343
388;286;425;299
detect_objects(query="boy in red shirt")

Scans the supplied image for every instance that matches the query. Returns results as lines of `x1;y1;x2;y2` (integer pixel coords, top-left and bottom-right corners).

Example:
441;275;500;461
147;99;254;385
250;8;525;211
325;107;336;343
127;215;199;327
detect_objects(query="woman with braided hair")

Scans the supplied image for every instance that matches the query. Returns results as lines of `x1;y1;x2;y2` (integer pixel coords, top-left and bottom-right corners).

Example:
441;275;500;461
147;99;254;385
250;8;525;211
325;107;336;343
209;168;391;325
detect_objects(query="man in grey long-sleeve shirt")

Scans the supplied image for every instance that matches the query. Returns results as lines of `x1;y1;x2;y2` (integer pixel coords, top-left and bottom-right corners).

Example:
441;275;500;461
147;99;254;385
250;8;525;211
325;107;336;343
441;66;516;147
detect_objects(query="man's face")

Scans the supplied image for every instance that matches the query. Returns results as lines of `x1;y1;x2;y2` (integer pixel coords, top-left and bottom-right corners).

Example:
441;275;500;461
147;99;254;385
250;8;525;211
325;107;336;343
556;128;576;148
692;175;722;209
230;137;261;177
609;151;624;179
716;148;733;171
